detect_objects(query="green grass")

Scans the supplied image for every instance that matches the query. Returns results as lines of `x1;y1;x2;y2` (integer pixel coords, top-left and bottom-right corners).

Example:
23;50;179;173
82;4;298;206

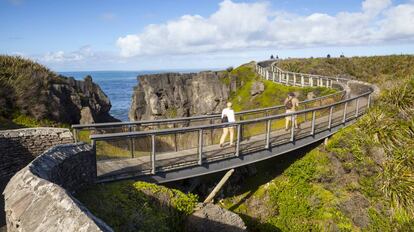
220;68;414;231
76;181;198;232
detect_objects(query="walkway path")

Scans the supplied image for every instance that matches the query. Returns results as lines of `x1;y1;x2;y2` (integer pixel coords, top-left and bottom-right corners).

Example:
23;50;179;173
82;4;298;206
80;61;373;183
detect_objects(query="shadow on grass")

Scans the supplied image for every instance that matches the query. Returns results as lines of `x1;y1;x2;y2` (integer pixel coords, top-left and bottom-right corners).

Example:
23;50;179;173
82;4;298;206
166;140;322;231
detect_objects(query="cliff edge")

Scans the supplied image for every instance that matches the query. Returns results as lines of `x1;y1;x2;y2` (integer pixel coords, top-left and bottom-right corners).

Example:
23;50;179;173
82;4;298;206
0;55;117;127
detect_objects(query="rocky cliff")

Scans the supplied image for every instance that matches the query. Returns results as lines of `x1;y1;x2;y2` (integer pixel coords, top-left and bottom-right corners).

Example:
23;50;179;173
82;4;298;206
129;71;235;121
0;55;117;126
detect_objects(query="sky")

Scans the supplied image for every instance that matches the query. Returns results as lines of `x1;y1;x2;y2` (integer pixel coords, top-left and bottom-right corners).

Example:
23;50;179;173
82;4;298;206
1;0;414;71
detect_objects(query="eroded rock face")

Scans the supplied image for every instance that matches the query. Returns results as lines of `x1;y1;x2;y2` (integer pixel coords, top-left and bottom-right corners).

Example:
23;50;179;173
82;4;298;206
129;71;234;121
49;75;118;124
186;203;247;232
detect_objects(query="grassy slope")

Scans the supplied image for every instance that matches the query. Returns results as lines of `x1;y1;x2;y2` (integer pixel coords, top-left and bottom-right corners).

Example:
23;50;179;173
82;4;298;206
222;56;414;231
226;63;336;112
0;55;69;129
76;181;198;232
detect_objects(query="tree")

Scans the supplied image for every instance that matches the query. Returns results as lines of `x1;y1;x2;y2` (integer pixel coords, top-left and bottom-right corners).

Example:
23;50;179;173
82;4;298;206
327;54;331;58
270;54;275;59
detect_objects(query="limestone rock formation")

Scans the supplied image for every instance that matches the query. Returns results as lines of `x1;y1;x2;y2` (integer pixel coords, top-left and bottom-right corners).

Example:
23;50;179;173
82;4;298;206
49;75;117;124
186;203;247;232
129;71;234;121
0;56;118;125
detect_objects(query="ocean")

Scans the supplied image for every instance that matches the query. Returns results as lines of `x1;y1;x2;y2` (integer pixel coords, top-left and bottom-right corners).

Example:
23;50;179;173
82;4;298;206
59;70;206;121
59;71;157;121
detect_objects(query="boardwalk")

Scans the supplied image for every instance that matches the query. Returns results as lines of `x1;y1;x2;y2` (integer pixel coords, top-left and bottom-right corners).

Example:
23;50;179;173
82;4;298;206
73;60;373;183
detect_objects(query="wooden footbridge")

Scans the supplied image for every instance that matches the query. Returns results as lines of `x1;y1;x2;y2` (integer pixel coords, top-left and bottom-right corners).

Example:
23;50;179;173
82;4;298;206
72;60;373;183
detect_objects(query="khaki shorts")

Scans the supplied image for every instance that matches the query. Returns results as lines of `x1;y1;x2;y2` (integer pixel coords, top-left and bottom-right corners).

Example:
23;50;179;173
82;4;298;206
285;109;297;121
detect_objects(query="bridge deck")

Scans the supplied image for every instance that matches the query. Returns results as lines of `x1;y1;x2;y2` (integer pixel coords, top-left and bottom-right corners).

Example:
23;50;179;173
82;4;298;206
97;101;367;181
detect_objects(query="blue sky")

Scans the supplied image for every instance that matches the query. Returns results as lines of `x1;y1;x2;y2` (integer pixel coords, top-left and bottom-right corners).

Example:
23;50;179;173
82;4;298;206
1;0;414;71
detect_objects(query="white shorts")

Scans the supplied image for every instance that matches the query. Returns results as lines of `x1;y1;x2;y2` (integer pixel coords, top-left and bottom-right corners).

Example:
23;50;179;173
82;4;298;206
285;109;297;121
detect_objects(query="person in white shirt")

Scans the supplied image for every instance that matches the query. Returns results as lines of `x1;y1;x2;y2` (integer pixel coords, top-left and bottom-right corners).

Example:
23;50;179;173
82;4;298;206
219;102;236;147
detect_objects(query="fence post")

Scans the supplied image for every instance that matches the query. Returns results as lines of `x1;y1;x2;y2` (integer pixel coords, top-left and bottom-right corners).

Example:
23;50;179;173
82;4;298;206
277;70;282;83
293;74;296;86
198;129;203;165
290;114;295;142
355;98;360;117
367;94;371;108
343;102;348;123
235;124;241;157
311;111;316;136
265;120;271;149
73;128;78;142
151;134;156;174
129;126;134;158
328;106;333;129
173;123;178;152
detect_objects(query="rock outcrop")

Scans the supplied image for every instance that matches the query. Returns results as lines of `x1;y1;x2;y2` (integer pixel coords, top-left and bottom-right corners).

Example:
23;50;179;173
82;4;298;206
186;203;247;232
0;56;118;125
129;71;234;121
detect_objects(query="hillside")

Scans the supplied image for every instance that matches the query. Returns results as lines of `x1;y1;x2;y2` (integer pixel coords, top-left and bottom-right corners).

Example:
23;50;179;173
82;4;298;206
0;55;116;129
222;55;414;231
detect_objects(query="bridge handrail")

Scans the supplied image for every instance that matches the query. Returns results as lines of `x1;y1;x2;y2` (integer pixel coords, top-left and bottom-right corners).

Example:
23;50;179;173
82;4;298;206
72;90;344;129
90;90;371;141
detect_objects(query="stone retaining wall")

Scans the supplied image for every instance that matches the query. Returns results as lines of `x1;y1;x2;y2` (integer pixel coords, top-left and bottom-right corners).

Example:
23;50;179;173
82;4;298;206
0;128;74;179
3;143;112;232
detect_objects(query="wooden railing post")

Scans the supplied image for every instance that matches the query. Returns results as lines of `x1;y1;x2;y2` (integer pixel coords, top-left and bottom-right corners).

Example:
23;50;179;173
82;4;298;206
367;94;371;108
290;114;295;142
129;126;135;158
328;106;333;129
293;74;296;86
173;123;178;152
311;111;316;136
355;98;360;117
151;134;156;174
343;102;348;123
265;120;271;149
235;124;241;157
277;70;282;83
198;129;203;165
73;128;78;142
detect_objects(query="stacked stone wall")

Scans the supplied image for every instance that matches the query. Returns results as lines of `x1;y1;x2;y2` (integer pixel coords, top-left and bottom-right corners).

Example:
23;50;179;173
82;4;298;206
3;143;112;232
0;128;74;179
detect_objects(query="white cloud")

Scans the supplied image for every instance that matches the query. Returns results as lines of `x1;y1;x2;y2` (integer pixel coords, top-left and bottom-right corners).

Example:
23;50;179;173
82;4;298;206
42;45;94;63
116;0;414;57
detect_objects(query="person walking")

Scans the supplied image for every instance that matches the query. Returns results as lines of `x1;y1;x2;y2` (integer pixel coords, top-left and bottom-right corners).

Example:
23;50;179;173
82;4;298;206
284;92;299;130
219;102;236;147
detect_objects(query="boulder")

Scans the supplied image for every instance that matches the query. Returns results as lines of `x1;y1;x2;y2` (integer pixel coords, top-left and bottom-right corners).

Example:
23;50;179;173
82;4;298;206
250;81;264;96
186;203;247;232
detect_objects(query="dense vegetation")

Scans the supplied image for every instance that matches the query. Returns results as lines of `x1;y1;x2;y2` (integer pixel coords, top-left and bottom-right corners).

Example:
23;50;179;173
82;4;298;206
0;55;114;129
76;181;198;232
0;55;67;128
222;55;414;231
